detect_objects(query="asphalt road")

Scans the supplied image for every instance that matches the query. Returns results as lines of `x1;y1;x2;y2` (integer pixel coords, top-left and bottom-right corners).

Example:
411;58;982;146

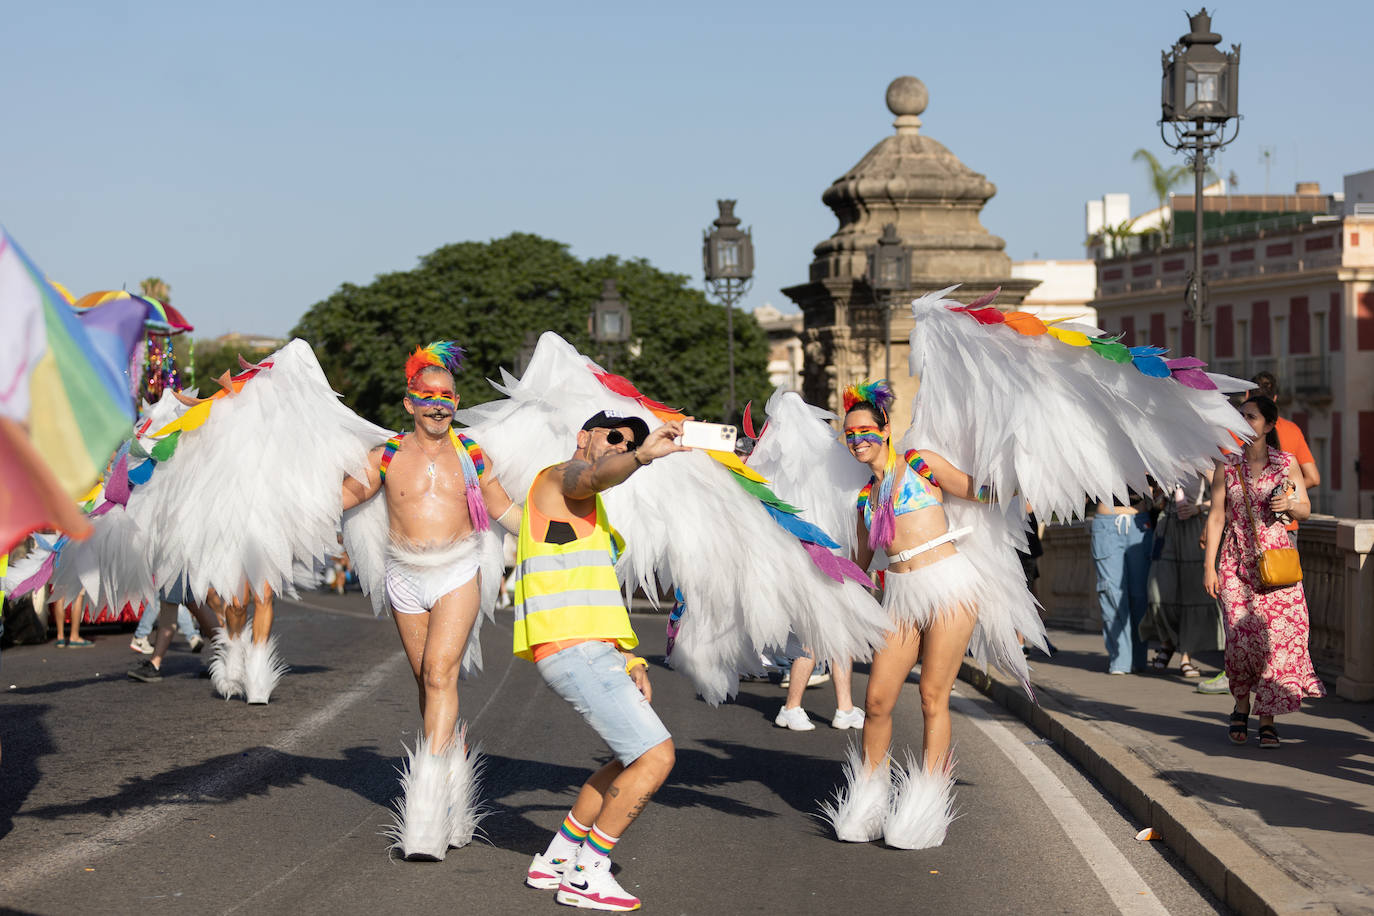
0;593;1228;915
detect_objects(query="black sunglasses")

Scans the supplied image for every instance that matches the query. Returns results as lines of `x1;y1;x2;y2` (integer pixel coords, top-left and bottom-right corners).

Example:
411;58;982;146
600;429;638;450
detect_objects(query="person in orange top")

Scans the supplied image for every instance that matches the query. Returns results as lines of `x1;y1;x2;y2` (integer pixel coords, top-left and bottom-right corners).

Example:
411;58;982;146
1250;373;1318;533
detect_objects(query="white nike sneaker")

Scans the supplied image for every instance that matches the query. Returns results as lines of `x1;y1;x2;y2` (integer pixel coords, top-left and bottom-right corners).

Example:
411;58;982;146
556;861;640;911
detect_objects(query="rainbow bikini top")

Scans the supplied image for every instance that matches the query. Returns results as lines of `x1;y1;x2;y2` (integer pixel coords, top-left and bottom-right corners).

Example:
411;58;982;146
858;450;941;528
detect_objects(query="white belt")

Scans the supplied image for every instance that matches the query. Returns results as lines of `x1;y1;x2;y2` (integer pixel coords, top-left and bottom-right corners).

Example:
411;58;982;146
888;526;974;564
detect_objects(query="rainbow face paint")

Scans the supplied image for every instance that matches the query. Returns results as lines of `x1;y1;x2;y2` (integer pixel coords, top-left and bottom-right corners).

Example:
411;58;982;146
406;387;456;414
844;426;885;449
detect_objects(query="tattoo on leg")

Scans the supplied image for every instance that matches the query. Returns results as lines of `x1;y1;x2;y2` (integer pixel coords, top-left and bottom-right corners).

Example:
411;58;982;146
607;786;620;799
626;794;652;820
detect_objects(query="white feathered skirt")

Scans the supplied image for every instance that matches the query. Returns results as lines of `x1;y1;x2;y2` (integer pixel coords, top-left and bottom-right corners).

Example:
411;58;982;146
882;550;981;630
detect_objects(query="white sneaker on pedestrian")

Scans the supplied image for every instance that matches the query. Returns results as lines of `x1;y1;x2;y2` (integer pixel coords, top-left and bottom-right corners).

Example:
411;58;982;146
774;705;816;731
806;672;832;687
556;861;641;911
187;634;205;653
1196;672;1230;694
831;707;866;730
129;635;154;655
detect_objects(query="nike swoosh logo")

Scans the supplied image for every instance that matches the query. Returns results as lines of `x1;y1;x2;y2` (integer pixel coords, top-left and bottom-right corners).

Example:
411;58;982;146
569;880;590;891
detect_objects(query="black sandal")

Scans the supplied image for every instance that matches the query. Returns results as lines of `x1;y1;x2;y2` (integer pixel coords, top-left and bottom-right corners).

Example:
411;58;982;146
1228;711;1248;745
1150;649;1174;671
1257;724;1281;749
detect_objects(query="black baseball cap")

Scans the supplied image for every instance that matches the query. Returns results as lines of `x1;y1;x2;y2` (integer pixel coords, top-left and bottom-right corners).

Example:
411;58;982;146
581;410;650;446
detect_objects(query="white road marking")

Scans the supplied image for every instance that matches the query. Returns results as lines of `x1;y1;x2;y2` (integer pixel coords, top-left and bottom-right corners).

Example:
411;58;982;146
0;649;407;898
951;692;1170;916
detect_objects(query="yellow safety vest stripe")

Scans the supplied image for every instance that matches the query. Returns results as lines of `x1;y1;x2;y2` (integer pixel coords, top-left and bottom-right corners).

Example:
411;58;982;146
512;475;637;661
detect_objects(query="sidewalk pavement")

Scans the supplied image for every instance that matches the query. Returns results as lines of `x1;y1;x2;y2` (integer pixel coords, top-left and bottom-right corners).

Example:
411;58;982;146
960;627;1374;916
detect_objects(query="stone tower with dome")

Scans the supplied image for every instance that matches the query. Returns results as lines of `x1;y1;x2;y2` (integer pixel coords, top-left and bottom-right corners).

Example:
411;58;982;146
782;76;1039;420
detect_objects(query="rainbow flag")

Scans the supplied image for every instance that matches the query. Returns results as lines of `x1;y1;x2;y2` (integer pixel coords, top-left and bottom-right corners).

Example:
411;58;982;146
0;228;135;551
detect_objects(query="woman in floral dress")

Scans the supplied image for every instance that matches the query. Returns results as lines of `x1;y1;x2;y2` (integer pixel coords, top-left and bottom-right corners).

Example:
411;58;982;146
1203;395;1324;748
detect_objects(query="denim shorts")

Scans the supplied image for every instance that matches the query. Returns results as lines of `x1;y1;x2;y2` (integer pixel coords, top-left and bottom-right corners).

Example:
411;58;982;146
159;576;188;606
536;640;671;766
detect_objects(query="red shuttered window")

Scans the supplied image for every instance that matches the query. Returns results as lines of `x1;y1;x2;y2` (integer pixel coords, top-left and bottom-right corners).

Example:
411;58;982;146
1290;296;1310;354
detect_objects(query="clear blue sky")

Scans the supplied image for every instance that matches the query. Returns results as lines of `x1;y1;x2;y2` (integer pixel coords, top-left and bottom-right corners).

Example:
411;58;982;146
3;0;1369;339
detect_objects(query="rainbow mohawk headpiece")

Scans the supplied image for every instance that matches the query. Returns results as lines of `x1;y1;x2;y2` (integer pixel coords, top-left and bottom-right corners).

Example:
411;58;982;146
405;341;466;385
842;379;896;422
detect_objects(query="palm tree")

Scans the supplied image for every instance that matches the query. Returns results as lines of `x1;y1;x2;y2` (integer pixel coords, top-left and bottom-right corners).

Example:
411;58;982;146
139;277;170;303
1132;149;1190;244
1133;149;1221;245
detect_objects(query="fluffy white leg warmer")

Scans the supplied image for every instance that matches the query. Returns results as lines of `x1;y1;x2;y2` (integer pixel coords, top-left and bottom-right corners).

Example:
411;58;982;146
386;733;474;861
819;742;890;843
208;630;248;700
445;724;485;849
243;634;288;705
884;751;957;850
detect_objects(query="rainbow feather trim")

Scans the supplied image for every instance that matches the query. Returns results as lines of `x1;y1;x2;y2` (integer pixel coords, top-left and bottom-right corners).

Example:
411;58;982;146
589;366;871;587
948;288;1222;390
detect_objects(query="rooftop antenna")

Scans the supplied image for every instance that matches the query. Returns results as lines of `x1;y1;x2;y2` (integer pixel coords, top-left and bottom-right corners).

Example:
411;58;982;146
1258;145;1275;195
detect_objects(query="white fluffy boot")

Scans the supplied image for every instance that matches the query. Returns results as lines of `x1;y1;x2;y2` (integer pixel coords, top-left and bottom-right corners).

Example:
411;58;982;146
884;751;957;849
445;723;485;849
243;634;288;705
820;742;890;843
387;734;463;861
208;630;248;700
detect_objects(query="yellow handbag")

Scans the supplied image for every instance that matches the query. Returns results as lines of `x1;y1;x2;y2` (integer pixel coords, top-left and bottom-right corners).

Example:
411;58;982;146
1239;458;1302;589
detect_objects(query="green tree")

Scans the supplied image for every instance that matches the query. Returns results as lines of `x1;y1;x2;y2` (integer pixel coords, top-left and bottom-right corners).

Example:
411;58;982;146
290;233;769;430
187;339;277;392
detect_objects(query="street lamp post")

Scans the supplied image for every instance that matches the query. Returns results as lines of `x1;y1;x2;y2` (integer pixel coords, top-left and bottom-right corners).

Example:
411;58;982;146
589;278;632;373
703;199;754;422
866;223;912;380
1160;7;1240;361
514;330;540;376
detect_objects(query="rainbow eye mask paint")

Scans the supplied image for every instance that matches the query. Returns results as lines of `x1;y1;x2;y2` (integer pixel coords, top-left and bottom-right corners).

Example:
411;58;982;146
406;387;456;413
844;426;885;449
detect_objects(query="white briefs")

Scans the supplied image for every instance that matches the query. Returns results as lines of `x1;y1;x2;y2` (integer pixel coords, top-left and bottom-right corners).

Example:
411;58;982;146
384;534;482;615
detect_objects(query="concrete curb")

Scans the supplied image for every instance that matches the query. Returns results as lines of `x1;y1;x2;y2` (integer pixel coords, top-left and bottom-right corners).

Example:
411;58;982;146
958;661;1341;916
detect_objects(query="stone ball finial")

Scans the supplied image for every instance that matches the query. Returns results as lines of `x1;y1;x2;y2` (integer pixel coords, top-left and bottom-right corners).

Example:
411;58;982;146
886;76;926;134
886;76;928;116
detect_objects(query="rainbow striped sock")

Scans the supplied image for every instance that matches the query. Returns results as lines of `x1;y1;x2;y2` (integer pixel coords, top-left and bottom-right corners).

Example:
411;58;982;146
582;824;619;862
544;812;591;862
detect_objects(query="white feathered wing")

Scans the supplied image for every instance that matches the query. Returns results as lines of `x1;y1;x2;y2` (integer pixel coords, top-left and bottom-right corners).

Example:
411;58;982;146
746;387;871;561
456;332;892;705
124;339;392;607
900;287;1253;688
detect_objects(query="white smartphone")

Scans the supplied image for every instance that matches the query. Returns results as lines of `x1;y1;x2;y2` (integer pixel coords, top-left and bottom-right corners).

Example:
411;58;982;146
679;420;738;452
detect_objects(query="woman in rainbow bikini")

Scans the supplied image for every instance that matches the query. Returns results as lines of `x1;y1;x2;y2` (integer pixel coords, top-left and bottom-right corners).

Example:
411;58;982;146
823;379;989;849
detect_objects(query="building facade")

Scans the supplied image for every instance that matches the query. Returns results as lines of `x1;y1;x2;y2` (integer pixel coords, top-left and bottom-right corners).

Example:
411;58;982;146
1089;175;1374;518
751;305;804;393
1010;259;1098;326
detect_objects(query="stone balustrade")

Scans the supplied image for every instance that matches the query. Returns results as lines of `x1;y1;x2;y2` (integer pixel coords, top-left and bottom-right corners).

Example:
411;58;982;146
1037;516;1374;701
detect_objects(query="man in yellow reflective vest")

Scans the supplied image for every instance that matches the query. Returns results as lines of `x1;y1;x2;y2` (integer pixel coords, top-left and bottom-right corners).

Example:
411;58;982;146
517;410;686;912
